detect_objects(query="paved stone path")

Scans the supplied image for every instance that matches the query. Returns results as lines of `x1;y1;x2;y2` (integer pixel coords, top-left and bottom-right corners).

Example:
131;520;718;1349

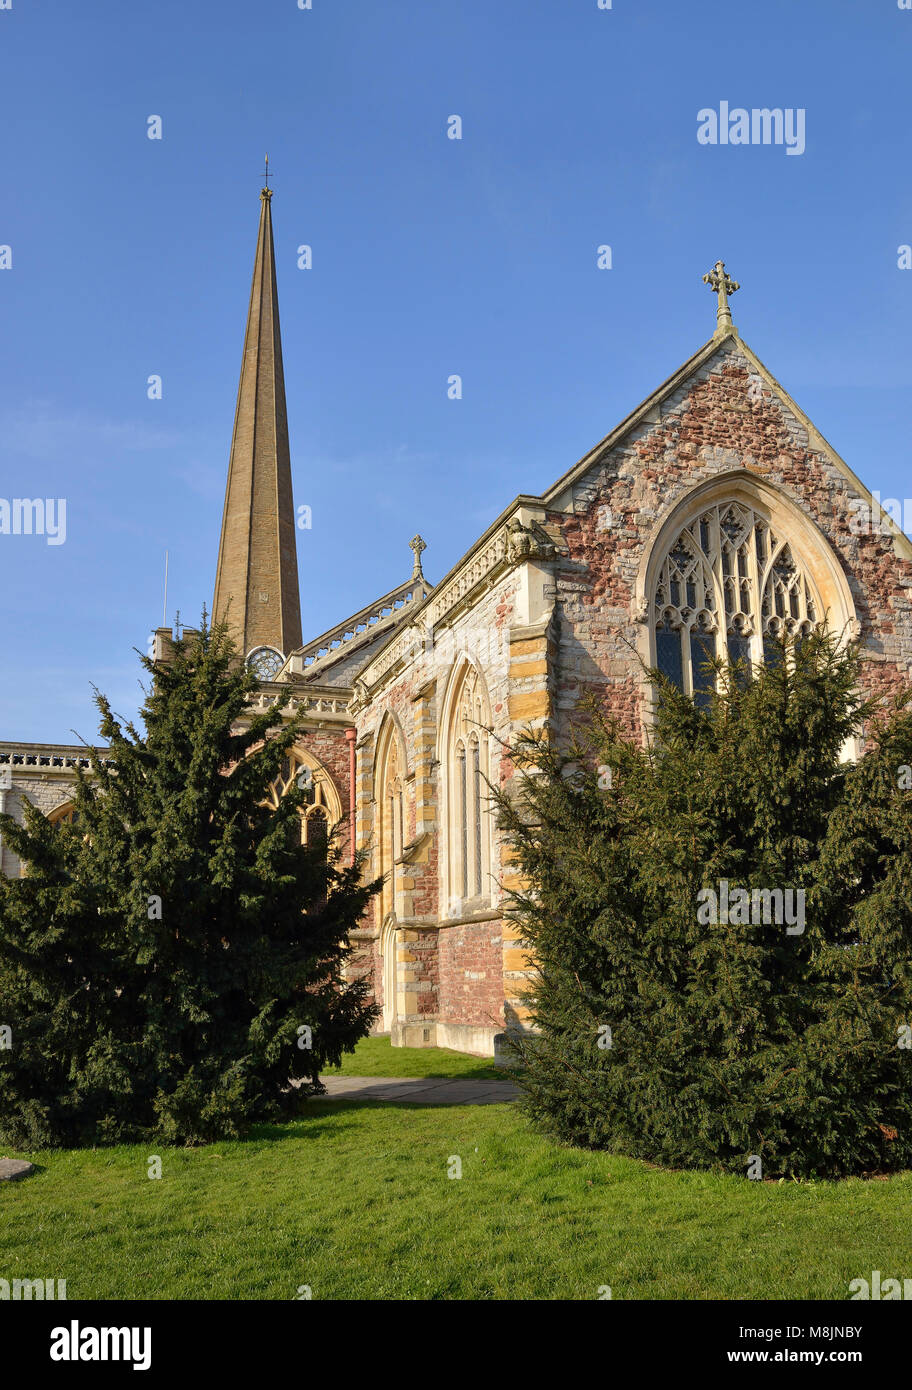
315;1076;520;1105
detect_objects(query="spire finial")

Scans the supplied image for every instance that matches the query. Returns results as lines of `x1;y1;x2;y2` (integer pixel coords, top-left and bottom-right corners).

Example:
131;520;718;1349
261;153;273;201
409;534;427;580
702;259;740;334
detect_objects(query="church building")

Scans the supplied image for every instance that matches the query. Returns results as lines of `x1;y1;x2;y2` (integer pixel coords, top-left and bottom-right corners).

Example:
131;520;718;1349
2;188;911;1057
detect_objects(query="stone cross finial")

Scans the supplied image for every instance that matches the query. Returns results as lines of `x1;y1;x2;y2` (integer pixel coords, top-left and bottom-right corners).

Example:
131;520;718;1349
703;259;740;333
409;534;427;579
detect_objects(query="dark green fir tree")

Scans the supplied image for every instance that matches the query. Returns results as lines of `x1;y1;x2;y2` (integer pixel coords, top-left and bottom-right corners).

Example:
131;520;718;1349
0;618;380;1148
494;630;912;1178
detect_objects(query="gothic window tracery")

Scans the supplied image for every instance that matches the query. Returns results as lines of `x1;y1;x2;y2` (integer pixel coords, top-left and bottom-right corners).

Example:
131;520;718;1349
266;751;340;851
653;501;821;701
305;806;328;853
247;647;284;681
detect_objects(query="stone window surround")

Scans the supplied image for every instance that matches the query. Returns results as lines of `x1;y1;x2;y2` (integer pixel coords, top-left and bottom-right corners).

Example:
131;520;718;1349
373;713;408;930
266;745;343;835
438;656;494;924
634;471;859;701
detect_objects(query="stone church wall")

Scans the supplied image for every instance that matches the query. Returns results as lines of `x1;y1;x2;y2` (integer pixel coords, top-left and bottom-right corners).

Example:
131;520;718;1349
0;752;86;878
351;571;519;1051
549;345;912;741
298;724;352;857
437;918;505;1051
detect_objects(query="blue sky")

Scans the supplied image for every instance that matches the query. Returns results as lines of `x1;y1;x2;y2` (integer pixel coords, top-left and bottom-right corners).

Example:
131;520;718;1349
1;0;910;742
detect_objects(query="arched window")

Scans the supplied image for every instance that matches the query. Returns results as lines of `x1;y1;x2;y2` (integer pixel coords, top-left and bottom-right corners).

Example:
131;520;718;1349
374;721;405;927
305;806;328;853
265;749;342;848
652;499;824;701
471;735;483;898
47;800;77;827
304;806;329;908
374;719;408;1033
442;662;492;915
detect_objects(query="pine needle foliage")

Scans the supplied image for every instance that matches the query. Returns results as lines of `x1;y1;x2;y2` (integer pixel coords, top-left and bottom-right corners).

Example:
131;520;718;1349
0;620;380;1147
494;630;912;1178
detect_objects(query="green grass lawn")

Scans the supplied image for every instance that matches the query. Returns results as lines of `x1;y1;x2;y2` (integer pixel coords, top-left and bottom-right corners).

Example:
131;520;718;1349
323;1035;503;1080
3;1100;909;1300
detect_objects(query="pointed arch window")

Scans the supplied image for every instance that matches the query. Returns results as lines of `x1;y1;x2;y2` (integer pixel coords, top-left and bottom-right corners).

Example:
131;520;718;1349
457;740;467;899
652;500;822;700
375;724;405;926
444;663;492;914
304;806;329;908
471;735;482;898
305;806;328;854
265;749;341;848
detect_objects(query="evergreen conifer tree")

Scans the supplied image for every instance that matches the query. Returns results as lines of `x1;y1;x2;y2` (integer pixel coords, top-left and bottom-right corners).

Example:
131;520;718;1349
0;620;379;1147
494;631;912;1177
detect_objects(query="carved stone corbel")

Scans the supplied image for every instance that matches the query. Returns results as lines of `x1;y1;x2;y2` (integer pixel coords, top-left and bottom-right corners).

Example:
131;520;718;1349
506;518;557;564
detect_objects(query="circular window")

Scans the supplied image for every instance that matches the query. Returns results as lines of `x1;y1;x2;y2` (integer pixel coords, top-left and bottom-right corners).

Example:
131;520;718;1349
247;646;284;681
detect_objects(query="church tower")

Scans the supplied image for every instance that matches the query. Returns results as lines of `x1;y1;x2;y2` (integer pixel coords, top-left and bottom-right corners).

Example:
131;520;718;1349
213;177;302;674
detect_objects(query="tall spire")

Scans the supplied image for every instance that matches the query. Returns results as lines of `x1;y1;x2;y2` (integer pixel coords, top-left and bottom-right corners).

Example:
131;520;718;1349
213;181;302;663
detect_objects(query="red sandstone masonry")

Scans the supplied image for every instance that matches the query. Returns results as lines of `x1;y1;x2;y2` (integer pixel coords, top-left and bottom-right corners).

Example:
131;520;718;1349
405;928;440;1018
550;349;912;740
437;919;505;1030
299;727;353;860
352;577;516;1017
